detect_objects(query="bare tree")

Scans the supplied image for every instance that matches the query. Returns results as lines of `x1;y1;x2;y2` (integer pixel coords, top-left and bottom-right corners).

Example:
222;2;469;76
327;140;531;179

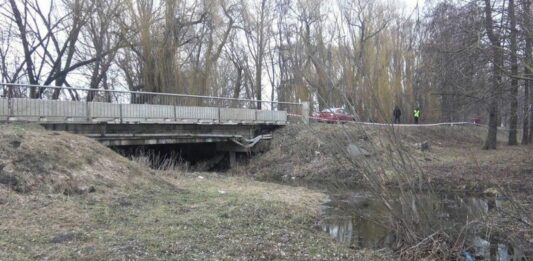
522;0;532;144
7;0;39;95
483;0;504;150
241;0;273;109
509;0;519;145
82;0;126;101
0;15;25;83
4;0;123;99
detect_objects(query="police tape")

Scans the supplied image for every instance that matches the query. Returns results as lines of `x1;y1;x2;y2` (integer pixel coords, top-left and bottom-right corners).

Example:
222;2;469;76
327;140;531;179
286;113;505;128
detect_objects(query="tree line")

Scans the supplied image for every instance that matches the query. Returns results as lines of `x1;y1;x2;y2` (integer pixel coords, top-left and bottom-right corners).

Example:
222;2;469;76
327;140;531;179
0;0;532;148
419;0;533;148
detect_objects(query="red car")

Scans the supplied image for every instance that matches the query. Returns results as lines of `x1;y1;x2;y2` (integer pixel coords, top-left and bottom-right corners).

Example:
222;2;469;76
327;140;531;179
315;108;356;123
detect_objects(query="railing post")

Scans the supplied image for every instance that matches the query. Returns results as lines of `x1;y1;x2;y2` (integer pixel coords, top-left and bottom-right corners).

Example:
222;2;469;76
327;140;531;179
173;102;177;122
119;104;123;124
302;101;309;125
7;85;13;120
86;99;91;122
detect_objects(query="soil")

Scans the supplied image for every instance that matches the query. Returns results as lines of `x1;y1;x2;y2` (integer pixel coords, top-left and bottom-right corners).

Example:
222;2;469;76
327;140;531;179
0;123;391;260
0;123;148;195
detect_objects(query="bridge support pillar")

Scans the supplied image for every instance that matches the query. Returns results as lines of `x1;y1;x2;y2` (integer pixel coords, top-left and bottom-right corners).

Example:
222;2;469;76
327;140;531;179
228;151;236;168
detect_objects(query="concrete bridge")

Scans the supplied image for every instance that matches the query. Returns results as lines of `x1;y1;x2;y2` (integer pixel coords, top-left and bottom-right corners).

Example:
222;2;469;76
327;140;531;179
0;83;306;162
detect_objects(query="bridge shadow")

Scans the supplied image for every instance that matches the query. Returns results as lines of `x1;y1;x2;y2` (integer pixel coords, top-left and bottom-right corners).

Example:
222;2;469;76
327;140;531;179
112;143;237;172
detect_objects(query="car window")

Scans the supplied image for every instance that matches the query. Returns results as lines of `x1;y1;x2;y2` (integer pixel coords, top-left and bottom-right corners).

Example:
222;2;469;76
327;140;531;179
337;109;345;114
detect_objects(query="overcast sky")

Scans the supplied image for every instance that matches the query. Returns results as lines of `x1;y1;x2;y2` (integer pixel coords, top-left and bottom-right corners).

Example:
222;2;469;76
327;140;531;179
403;0;422;9
398;0;425;9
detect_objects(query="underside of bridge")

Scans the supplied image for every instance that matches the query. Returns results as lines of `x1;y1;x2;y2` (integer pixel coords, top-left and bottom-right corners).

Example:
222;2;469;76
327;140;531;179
42;122;280;168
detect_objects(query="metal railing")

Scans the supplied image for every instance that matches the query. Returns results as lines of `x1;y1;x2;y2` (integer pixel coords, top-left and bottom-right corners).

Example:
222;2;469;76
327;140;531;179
0;83;304;124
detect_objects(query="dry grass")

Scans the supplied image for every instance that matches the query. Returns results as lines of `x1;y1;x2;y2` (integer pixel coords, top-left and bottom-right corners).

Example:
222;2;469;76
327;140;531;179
0;173;392;260
0;123;392;260
2;122;530;259
424;143;533;194
0;123;148;195
244;124;532;193
243;124;371;186
130;149;185;172
242;123;533;259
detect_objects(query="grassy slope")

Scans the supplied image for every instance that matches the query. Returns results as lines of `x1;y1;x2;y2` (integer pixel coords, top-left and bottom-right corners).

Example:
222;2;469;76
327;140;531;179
0;123;147;194
0;124;386;260
244;124;370;186
245;124;533;195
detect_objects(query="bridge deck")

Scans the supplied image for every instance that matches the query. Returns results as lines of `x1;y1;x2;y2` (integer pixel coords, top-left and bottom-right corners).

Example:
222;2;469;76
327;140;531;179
0;84;303;150
0;98;288;125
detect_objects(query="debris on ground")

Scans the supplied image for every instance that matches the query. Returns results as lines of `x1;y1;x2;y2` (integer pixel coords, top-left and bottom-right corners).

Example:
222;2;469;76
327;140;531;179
347;144;370;157
419;140;431;151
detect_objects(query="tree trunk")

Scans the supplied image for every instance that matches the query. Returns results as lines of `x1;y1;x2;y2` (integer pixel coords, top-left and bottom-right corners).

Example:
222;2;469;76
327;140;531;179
523;11;531;144
530;101;533;142
8;0;39;97
255;54;263;109
232;67;242;107
524;72;530;145
483;0;502;150
508;0;519;145
255;0;267;110
525;0;533;143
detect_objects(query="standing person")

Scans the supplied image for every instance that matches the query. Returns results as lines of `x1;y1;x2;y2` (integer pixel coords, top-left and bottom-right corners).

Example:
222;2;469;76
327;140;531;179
393;106;402;124
413;107;421;124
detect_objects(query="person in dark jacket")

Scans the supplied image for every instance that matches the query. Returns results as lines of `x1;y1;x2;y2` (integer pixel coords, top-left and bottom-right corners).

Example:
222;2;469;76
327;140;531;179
393;106;401;124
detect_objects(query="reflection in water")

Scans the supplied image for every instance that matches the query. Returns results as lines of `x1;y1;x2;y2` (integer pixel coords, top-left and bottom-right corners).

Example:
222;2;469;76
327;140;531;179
322;216;352;245
320;192;528;260
320;192;392;249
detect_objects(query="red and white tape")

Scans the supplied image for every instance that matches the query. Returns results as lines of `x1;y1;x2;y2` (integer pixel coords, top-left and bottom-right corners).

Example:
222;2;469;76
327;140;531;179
287;113;484;127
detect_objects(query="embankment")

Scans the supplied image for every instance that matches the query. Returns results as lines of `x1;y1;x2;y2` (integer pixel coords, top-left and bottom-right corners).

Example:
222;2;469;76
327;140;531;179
0;123;388;260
